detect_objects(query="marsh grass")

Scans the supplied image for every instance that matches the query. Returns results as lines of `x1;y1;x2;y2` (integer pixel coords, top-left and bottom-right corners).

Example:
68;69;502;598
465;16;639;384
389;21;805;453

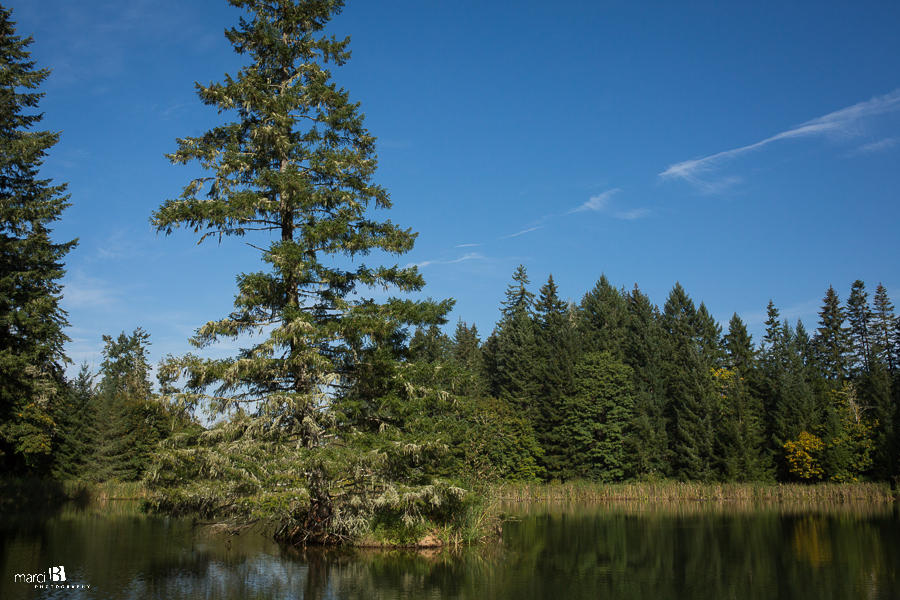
496;480;895;503
0;478;150;511
348;486;501;548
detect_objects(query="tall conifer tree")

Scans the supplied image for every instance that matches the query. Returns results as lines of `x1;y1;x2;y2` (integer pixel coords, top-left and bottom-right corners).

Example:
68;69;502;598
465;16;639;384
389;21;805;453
623;284;670;477
814;286;851;382
0;7;77;473
871;283;896;373
579;274;627;361
846;280;873;375
533;274;578;480
492;265;538;418
716;313;769;481
149;0;456;543
152;0;448;441
563;352;635;482
662;283;715;481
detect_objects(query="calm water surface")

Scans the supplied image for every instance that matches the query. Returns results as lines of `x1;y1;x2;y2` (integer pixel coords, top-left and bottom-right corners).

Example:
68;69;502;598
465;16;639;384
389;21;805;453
2;499;899;599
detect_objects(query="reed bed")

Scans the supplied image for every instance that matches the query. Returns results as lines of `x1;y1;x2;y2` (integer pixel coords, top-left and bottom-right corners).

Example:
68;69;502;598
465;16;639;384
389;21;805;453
0;478;151;511
83;480;150;500
496;480;895;504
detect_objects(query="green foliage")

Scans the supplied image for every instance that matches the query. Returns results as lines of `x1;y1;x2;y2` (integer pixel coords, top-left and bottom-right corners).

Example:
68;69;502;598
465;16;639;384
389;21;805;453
870;283;896;373
0;6;77;474
490;265;539;418
533;274;578;480
819;383;875;482
622;285;670;479
50;363;96;479
91;329;192;482
846;280;873;375
662;283;716;481
757;305;820;476
455;395;544;482
814;286;852;381
579;274;627;362
145;0;474;544
563;352;635;482
714;314;770;481
450;319;487;397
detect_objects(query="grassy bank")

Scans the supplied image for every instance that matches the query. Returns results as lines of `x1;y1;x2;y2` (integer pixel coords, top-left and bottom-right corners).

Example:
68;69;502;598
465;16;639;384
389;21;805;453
0;478;150;511
496;480;896;503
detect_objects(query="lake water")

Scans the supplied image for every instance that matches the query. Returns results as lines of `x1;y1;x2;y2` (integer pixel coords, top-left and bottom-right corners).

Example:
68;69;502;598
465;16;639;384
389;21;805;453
2;499;899;599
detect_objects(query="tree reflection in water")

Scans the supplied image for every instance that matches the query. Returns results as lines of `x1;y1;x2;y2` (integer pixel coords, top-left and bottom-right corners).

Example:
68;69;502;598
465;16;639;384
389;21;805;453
1;500;898;599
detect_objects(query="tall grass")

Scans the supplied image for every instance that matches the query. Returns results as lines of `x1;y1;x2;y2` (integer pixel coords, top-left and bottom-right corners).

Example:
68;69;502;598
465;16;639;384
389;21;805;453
496;480;895;503
0;478;150;511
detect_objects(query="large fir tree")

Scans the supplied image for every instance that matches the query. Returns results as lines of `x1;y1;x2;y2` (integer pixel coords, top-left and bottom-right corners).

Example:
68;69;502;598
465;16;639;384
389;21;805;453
871;283;896;373
490;265;539;417
149;0;458;544
622;284;670;478
533;273;578;480
715;313;769;481
661;283;715;481
814;285;851;382
846;280;873;375
0;7;77;473
579;274;627;361
563;352;634;482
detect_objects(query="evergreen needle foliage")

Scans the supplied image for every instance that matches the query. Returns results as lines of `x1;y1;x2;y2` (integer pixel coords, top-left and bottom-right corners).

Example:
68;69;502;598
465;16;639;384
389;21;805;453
147;0;467;545
0;6;77;474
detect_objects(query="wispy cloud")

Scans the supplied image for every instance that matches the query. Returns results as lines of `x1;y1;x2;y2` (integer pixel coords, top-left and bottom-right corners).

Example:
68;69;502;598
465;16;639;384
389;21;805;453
408;253;484;269
566;188;651;220
455;243;481;248
95;230;146;260
660;89;900;192
848;137;899;155
567;189;619;214
501;226;543;239
615;208;651;220
61;272;120;310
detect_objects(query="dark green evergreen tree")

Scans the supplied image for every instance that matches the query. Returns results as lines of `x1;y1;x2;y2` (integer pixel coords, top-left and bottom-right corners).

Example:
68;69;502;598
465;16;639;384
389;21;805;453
563;352;634;482
758;307;820;478
148;0;460;543
0;6;77;474
662;283;715;481
813;285;851;382
51;363;96;479
491;265;539;418
861;360;895;479
715;314;769;481
93;329;169;481
408;323;451;365
722;313;755;371
450;319;486;397
622;284;670;478
846;280;873;375
579;274;627;362
871;283;896;373
695;303;725;367
533;274;578;480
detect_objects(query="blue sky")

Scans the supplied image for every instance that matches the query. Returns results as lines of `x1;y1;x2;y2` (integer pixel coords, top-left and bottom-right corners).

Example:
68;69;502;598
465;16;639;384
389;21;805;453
13;0;900;377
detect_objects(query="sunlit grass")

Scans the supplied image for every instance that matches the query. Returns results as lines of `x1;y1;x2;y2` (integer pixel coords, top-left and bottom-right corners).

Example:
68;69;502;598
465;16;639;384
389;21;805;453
495;480;895;503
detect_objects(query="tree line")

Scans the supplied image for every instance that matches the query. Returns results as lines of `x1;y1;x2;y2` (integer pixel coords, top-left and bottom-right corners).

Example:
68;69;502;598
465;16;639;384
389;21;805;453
407;268;900;484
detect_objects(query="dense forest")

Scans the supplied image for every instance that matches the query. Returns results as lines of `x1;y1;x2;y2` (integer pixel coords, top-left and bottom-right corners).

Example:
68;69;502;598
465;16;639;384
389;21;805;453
408;268;900;485
2;0;899;544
